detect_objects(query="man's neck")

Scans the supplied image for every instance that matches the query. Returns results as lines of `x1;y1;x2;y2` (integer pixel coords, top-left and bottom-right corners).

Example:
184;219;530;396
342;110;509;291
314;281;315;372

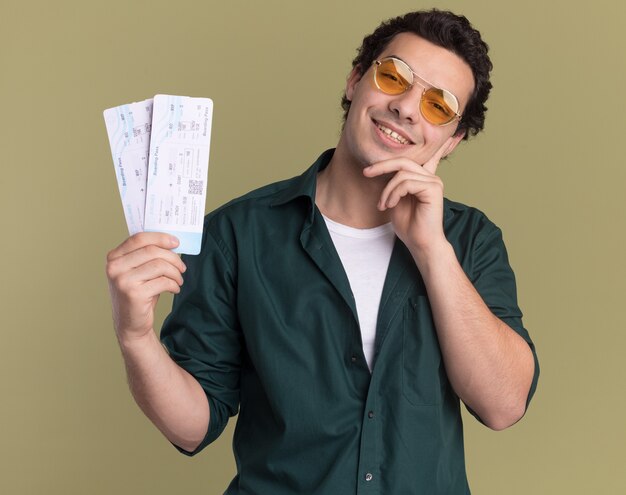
316;146;391;229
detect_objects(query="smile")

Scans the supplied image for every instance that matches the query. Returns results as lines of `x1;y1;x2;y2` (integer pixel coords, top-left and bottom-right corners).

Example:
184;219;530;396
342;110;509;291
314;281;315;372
374;121;411;145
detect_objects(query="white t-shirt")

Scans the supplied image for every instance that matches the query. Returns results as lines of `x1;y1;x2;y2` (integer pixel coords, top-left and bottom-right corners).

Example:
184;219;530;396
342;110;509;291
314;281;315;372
323;215;396;371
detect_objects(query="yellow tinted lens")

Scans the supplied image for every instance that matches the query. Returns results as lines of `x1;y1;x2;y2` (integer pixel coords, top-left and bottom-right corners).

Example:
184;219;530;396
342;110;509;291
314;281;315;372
375;59;411;95
421;88;458;125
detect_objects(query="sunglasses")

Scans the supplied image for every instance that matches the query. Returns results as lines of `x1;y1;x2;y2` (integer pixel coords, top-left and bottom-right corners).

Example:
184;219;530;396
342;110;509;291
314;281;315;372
373;57;462;126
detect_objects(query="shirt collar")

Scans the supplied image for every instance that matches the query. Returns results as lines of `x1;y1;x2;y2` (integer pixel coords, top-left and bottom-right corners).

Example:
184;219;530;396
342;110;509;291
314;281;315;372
270;148;456;222
270;148;334;216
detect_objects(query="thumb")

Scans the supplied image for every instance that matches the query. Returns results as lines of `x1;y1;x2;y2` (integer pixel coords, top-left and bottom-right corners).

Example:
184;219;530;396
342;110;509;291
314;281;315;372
422;134;462;175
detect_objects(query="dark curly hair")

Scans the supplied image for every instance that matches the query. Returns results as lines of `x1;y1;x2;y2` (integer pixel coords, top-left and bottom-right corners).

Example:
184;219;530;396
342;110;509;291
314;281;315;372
341;9;493;139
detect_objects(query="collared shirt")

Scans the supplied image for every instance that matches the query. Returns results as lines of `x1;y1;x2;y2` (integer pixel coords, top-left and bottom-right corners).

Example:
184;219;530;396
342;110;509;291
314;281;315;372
160;149;540;495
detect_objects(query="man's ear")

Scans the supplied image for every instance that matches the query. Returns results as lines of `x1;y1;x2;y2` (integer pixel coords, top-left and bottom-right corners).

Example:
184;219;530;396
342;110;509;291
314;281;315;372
442;131;466;158
345;65;364;102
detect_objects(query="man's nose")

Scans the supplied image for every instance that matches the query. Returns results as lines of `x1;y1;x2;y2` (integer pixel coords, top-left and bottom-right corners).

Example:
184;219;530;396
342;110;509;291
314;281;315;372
388;86;422;123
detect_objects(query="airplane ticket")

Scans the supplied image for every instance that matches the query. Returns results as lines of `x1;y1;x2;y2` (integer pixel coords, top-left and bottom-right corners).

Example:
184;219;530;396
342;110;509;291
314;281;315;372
103;99;153;235
143;94;213;255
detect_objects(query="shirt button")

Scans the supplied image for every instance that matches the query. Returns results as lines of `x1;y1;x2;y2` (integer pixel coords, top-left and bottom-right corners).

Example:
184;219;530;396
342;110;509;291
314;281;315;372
365;473;373;482
368;411;374;419
351;356;357;363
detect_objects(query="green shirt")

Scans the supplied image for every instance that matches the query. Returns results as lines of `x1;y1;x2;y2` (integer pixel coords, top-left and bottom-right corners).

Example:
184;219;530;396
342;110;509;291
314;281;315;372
160;149;539;494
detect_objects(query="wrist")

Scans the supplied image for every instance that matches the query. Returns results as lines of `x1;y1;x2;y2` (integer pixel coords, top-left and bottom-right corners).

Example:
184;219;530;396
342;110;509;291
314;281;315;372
408;237;456;273
116;327;158;355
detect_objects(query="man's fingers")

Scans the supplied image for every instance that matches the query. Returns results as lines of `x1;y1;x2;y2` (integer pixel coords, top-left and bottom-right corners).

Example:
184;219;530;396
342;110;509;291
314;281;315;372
380;181;438;210
107;232;180;261
378;171;442;210
107;243;186;279
112;260;185;306
117;258;185;290
136;258;185;286
363;157;427;178
142;277;184;297
422;135;461;175
363;139;454;179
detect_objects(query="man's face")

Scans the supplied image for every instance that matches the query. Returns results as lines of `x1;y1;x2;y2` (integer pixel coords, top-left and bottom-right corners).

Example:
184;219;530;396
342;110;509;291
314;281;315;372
340;32;475;168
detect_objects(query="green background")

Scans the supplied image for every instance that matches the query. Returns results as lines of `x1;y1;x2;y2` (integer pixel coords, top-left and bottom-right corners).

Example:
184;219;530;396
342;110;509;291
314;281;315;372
2;0;624;493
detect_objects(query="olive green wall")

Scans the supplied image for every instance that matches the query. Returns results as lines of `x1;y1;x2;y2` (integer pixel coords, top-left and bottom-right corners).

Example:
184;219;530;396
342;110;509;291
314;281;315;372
2;0;624;493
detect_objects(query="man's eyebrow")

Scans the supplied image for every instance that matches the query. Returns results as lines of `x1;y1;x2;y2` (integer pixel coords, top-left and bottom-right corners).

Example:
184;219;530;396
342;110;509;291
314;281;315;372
385;54;449;93
386;54;418;76
385;54;421;79
382;54;411;68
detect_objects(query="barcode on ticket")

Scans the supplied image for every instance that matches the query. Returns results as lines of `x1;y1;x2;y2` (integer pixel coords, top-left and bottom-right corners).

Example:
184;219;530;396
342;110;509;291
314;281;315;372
188;180;204;195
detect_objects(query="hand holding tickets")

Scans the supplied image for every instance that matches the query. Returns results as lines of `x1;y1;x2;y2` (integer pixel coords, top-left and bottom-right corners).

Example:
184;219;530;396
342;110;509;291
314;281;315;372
104;95;213;255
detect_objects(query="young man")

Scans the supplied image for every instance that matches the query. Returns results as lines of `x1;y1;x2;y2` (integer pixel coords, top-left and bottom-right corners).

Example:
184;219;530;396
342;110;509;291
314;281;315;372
106;9;539;494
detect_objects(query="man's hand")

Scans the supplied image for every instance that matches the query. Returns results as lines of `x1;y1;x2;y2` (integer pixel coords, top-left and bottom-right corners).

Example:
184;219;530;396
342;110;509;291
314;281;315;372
365;137;535;429
362;136;459;254
105;233;210;450
106;232;187;344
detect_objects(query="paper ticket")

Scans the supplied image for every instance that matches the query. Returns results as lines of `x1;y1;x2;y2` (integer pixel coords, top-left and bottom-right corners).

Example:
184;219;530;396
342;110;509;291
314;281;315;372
144;94;213;255
103;99;153;235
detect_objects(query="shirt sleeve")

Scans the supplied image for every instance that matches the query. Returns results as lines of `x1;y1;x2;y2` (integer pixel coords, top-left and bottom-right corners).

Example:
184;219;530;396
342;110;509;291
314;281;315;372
466;217;540;419
160;222;242;456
